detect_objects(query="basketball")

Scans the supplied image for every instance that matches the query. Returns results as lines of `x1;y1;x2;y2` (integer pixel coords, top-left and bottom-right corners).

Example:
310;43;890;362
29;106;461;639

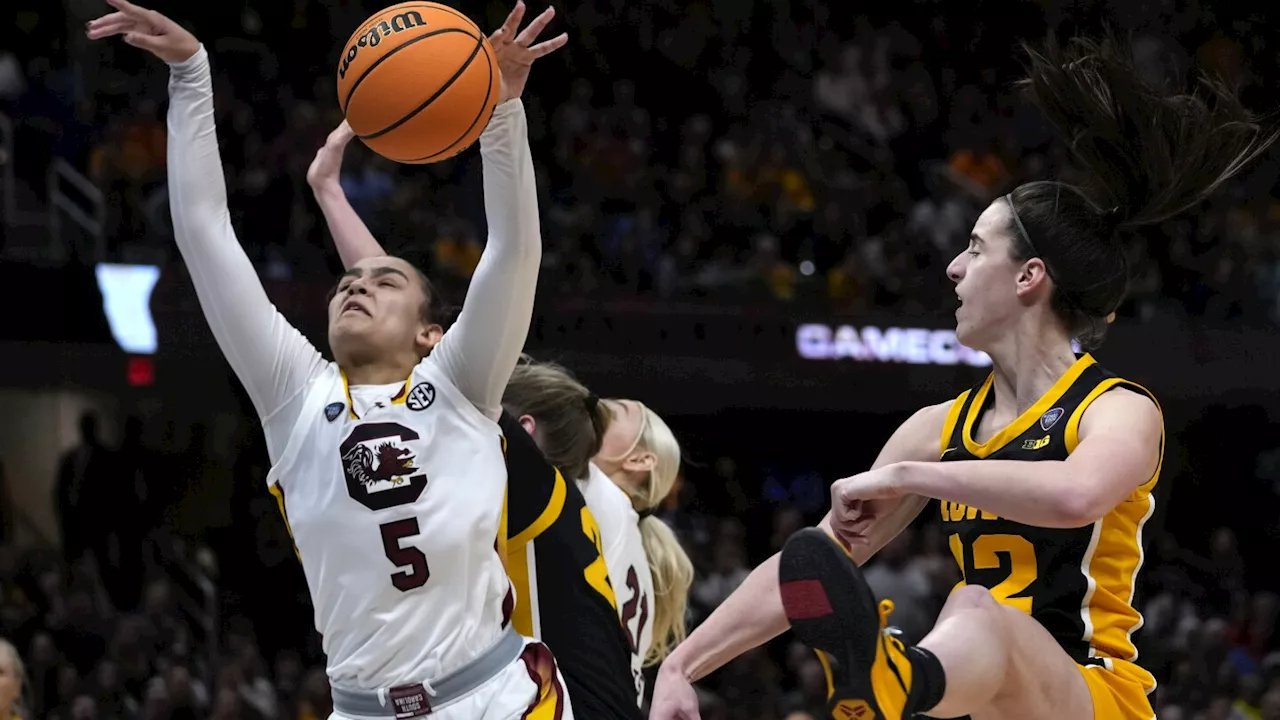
337;2;501;164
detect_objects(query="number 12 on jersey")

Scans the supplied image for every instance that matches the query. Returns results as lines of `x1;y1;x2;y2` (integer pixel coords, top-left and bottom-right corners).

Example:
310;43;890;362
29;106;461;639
948;533;1037;613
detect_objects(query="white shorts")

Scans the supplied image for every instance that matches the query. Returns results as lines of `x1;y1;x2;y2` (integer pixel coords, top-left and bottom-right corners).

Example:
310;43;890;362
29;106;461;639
329;637;574;720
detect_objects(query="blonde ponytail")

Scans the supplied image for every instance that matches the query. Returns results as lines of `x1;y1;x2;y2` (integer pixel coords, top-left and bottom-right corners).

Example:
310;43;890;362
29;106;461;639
626;405;694;665
637;514;694;665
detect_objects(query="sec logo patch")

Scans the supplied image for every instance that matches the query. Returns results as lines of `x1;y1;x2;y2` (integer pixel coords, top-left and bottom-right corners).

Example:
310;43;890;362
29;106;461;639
406;382;435;412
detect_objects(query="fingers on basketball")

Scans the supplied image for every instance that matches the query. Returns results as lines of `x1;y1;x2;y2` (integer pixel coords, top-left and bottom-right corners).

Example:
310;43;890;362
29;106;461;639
330;122;356;146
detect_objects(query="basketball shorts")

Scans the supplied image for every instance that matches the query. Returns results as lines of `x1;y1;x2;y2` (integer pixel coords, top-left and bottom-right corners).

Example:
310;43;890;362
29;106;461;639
328;630;574;720
1077;659;1155;720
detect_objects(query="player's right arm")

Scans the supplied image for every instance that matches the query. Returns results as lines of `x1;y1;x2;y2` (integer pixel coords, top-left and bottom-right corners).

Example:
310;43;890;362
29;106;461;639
307;123;387;268
88;2;325;430
648;400;953;720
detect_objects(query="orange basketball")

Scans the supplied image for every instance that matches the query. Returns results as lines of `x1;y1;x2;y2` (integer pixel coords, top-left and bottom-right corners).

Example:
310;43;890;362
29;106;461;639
337;2;501;164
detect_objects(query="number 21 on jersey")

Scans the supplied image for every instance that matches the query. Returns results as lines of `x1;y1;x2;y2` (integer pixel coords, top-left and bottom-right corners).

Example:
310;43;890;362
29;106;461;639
948;533;1038;613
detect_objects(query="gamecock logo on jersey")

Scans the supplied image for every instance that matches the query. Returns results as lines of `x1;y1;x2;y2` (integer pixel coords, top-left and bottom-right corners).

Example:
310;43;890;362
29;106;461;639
346;443;415;486
339;422;429;511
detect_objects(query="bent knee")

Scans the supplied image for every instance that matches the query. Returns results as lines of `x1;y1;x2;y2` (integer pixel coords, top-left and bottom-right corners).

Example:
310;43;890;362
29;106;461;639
945;584;1001;612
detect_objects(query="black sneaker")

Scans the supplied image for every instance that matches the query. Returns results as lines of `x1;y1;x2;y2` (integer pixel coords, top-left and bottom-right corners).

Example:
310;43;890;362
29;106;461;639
779;528;915;720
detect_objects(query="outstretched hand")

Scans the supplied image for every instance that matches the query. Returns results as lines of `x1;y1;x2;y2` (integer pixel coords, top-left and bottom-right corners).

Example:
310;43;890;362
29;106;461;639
307;122;358;190
490;2;568;103
86;0;199;64
649;664;702;720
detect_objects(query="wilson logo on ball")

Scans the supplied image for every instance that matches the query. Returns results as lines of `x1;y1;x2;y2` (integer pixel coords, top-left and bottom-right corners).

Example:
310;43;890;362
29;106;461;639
339;11;427;79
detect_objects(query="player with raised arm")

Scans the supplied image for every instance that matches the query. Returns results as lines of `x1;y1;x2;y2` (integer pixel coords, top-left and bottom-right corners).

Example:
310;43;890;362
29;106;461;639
650;34;1275;720
87;1;575;718
309;117;692;714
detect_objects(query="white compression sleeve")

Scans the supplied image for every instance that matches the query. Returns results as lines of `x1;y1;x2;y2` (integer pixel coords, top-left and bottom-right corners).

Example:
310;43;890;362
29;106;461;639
167;46;326;426
427;100;542;419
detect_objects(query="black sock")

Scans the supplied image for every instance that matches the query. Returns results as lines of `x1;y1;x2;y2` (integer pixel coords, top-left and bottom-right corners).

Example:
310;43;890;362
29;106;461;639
904;645;946;715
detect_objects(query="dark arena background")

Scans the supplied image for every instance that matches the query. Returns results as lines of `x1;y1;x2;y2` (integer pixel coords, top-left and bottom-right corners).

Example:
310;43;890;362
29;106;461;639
3;0;1280;718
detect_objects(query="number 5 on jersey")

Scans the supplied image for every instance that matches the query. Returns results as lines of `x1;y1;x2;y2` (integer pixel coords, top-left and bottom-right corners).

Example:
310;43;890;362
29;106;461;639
381;518;429;591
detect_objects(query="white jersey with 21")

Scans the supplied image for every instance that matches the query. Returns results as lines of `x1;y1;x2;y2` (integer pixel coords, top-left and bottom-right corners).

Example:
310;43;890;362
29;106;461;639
581;463;654;705
268;361;512;689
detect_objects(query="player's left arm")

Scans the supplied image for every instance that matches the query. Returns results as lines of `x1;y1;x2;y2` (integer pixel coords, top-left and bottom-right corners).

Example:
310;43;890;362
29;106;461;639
428;4;565;419
888;388;1163;528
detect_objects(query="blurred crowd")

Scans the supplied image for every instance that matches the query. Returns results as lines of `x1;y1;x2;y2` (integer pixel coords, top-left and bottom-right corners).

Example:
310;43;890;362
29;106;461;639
3;405;1280;720
4;0;1280;321
5;0;1280;719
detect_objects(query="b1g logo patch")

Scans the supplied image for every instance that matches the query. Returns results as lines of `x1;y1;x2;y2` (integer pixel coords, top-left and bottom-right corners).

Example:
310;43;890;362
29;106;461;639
406;382;435;411
1039;407;1065;431
833;699;876;720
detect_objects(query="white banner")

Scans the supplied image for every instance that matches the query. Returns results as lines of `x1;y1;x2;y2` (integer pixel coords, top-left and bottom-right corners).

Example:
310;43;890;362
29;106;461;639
95;263;161;355
796;323;993;367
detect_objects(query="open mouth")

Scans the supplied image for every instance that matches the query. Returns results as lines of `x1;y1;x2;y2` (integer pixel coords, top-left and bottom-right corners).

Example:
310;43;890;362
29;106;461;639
341;300;370;316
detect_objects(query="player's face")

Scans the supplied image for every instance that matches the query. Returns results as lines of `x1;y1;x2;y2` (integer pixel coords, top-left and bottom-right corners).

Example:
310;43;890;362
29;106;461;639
327;256;439;363
946;202;1027;350
596;398;645;464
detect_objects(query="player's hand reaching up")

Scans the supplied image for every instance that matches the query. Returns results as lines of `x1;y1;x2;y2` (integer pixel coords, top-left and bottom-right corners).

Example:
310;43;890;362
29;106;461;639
85;0;199;64
307;122;357;191
490;1;568;104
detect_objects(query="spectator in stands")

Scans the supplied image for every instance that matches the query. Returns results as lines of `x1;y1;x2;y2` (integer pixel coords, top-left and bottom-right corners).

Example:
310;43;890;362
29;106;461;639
860;526;935;645
0;637;29;720
55;412;109;562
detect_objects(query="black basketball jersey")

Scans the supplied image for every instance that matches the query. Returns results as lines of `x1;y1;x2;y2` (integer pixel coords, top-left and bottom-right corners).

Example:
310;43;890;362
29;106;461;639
500;411;642;720
937;354;1160;691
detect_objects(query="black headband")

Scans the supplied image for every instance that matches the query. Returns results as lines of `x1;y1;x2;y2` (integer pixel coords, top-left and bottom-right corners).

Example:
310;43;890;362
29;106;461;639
1004;194;1059;283
1003;193;1125;319
637;507;656;521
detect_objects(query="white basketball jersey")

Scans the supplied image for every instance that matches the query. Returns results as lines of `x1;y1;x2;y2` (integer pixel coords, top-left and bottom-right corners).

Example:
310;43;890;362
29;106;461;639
581;464;654;704
267;359;512;689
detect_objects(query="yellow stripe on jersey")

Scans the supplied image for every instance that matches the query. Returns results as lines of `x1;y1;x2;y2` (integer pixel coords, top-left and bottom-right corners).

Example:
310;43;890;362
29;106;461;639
268;482;302;561
339;370;414;419
508;468;567;549
962;354;1096;458
939;390;971;456
498;484;510;576
579;505;618;610
1065;377;1162;693
496;436;510;575
390;374;412;405
507;541;535;637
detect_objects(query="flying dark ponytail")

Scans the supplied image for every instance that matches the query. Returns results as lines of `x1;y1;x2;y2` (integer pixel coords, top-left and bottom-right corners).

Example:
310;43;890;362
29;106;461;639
1005;32;1277;347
